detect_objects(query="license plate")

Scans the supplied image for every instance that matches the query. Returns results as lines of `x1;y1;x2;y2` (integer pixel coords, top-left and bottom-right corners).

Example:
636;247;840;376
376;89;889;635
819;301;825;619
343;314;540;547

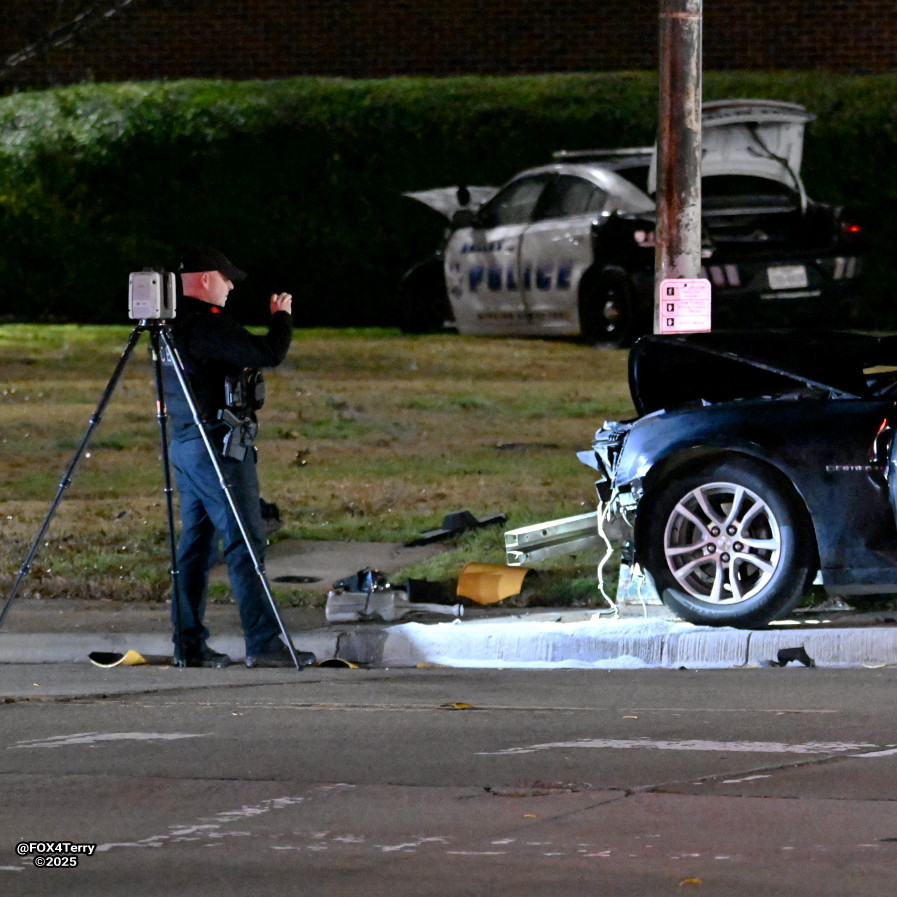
767;265;808;290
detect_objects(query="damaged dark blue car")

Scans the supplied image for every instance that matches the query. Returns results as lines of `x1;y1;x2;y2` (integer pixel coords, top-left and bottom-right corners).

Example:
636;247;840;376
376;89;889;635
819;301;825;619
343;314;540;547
580;330;897;627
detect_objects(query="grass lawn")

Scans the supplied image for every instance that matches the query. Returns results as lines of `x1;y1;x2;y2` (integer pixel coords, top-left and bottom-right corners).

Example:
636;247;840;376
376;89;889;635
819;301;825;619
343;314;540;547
0;324;634;606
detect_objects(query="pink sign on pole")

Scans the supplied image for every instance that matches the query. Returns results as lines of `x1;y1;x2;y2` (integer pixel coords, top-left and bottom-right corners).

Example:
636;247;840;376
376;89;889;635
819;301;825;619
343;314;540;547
658;278;712;333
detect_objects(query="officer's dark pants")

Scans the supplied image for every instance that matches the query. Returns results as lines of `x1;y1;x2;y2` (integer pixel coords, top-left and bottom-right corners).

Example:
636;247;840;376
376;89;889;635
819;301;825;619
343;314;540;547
169;436;282;658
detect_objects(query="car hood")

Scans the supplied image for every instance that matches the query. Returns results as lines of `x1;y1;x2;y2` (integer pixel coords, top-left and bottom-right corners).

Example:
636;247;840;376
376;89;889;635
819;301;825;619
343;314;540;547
628;331;891;416
648;98;814;194
403;186;500;218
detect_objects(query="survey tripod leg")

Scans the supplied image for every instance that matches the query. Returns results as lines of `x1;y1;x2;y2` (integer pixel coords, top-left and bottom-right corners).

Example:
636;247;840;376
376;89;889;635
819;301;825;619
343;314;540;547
148;326;187;662
0;324;189;652
0;325;146;630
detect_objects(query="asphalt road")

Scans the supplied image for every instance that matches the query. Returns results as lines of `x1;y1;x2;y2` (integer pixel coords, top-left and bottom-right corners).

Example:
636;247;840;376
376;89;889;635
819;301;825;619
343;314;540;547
2;663;897;896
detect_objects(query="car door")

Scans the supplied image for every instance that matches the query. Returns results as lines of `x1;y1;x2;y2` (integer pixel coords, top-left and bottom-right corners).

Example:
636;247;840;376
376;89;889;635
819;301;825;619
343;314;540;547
444;173;551;334
518;174;608;334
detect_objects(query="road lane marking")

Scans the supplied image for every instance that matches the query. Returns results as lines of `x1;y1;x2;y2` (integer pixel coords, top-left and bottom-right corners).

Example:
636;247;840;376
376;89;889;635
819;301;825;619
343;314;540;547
9;731;206;749
476;738;880;756
721;774;773;783
852;746;897;758
96;795;311;853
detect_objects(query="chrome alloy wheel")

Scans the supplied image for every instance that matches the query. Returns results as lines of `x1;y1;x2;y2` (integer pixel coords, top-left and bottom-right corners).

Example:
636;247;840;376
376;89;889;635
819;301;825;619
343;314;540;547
662;480;782;605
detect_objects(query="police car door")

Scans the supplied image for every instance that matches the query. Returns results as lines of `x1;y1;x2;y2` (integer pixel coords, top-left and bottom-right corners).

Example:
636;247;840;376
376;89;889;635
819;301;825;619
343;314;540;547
445;173;551;335
518;174;608;335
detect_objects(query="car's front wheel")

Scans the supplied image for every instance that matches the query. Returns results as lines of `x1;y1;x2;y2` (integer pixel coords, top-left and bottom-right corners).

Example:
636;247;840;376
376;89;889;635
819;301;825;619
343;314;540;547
642;459;816;628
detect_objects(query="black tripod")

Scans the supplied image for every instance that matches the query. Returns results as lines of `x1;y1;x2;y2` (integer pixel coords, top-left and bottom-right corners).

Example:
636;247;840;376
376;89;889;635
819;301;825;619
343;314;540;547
0;320;304;670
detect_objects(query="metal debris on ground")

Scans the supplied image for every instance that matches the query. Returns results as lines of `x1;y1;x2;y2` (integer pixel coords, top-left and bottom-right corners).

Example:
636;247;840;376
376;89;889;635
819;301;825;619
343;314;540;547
405;509;507;546
332;568;390;593
325;588;464;623
504;512;600;565
765;646;816;667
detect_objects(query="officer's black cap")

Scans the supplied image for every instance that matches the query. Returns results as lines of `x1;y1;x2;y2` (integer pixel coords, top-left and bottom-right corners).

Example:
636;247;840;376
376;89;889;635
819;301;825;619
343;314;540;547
179;246;247;283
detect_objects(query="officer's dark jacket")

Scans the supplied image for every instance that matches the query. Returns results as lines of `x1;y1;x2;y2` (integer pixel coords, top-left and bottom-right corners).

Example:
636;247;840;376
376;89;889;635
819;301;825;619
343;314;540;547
161;295;292;441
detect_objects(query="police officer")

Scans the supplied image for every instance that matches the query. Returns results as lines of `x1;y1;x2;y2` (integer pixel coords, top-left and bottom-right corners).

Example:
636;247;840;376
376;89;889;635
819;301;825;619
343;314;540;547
162;246;315;669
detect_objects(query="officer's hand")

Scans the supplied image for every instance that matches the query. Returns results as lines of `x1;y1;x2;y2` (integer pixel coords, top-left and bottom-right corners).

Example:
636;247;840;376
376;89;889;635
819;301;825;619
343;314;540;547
270;292;292;316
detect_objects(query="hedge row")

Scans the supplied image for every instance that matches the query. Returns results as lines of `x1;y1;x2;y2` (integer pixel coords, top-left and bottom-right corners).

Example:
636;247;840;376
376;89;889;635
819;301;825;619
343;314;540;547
0;72;894;326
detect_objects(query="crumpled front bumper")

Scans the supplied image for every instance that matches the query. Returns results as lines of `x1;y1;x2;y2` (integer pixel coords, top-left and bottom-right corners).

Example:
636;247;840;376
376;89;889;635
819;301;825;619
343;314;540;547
577;419;634;505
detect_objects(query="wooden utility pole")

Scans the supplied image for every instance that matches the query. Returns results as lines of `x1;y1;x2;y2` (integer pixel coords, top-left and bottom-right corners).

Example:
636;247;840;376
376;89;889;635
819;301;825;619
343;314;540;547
655;0;704;333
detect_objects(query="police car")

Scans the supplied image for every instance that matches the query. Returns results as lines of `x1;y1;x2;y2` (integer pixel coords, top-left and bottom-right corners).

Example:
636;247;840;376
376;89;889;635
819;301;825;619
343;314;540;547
399;100;864;345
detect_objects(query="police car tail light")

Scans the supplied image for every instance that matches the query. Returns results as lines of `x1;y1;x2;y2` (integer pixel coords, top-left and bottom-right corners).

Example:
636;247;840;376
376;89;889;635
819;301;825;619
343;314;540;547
633;230;656;247
704;264;741;288
841;221;862;238
820;256;861;280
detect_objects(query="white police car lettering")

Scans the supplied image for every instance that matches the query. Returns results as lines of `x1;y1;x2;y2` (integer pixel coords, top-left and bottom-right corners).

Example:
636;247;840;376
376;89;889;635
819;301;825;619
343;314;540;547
487;266;503;290
468;266;485;290
506;267;518;290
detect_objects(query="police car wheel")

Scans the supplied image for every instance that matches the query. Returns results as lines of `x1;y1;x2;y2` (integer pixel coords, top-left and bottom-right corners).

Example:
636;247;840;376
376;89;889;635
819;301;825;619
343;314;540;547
579;269;635;347
398;259;451;333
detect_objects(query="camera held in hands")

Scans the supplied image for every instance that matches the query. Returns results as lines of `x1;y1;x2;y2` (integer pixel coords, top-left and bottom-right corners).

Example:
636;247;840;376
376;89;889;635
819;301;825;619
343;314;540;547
129;269;177;320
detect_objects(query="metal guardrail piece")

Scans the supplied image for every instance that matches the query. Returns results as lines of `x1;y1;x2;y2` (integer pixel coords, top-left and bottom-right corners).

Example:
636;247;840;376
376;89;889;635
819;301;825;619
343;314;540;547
504;512;600;565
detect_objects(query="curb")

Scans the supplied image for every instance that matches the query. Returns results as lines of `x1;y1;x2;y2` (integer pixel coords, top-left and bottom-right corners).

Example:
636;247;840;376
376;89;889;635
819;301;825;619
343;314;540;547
376;617;897;669
2;616;896;669
0;631;340;666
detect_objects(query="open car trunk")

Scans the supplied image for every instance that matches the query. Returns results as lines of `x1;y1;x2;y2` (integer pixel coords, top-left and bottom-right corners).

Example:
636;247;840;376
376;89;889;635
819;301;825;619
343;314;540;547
649;99;812;195
649;100;843;253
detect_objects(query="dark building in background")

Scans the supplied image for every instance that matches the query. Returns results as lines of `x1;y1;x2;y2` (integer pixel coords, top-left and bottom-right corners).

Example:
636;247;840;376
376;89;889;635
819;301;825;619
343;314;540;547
1;0;895;92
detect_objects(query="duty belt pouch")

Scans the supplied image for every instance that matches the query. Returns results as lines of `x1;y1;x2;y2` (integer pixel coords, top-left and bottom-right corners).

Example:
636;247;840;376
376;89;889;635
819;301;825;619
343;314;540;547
224;369;265;412
218;369;263;461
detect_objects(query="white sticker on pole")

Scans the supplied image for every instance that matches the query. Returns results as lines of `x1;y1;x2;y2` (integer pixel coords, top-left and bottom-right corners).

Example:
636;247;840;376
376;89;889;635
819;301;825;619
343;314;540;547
658;278;712;333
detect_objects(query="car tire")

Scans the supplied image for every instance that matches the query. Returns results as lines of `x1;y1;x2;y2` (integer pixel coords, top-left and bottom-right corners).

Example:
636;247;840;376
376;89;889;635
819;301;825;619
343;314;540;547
397;258;452;334
642;458;817;628
578;268;637;347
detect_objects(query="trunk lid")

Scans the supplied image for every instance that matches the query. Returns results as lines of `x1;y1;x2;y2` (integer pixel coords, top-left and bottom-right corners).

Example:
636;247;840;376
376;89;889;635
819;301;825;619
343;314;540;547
648;99;814;197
